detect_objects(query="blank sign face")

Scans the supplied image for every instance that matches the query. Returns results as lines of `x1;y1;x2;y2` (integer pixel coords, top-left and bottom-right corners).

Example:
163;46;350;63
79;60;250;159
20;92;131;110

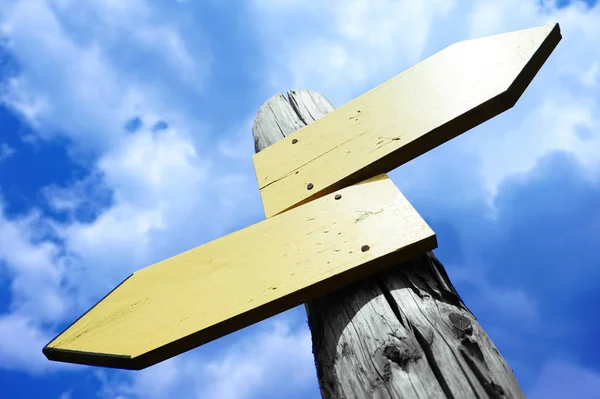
43;174;436;369
253;24;561;218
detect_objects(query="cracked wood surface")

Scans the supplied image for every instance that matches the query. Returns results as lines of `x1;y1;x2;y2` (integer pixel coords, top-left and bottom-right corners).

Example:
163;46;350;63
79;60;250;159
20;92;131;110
253;89;525;398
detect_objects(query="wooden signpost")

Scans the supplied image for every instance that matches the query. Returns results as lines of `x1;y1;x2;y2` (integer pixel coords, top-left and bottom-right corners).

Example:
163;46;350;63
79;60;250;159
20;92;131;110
44;23;561;397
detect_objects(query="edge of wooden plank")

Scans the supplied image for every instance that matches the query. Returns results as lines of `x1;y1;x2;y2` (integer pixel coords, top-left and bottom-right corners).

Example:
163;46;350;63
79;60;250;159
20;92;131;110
42;348;134;370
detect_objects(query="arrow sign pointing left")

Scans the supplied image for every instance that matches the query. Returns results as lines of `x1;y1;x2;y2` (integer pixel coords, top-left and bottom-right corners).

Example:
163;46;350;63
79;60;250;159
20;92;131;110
43;175;436;369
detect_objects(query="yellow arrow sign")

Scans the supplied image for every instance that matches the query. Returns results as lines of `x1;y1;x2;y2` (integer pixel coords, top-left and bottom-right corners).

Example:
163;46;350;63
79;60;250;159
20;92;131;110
253;23;561;218
43;175;436;369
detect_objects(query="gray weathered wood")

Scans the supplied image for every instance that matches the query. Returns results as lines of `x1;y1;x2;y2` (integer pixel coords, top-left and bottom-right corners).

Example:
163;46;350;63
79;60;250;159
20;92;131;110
252;89;524;398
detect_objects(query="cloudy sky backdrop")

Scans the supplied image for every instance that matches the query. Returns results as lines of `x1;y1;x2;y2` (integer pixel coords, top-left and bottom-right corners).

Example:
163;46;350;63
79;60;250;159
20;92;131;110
1;0;600;398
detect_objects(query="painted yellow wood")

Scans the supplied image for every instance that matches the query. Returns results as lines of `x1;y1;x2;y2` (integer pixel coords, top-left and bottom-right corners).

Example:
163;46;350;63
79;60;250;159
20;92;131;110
253;23;561;218
43;174;436;369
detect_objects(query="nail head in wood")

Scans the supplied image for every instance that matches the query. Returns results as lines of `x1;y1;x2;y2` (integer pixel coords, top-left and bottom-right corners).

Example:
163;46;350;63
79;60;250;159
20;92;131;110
292;139;298;144
334;194;342;200
361;245;370;252
307;183;314;190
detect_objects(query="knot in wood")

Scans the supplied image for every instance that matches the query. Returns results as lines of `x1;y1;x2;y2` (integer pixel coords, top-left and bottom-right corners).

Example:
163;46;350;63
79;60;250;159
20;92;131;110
448;312;471;331
382;344;421;372
383;345;401;362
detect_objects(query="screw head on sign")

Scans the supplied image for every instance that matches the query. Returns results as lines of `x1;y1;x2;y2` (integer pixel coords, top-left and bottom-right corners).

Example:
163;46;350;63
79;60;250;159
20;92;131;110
334;194;342;200
361;245;370;252
292;139;298;144
307;183;314;190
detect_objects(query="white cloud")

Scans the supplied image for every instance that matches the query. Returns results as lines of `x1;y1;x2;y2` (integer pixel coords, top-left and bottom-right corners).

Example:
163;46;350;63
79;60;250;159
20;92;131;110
0;0;208;151
0;201;69;323
58;391;72;399
0;200;85;373
251;0;461;105
35;123;258;312
250;0;600;200
448;262;541;328
0;143;15;161
461;0;600;197
97;313;318;399
528;360;600;399
0;0;255;374
0;314;67;374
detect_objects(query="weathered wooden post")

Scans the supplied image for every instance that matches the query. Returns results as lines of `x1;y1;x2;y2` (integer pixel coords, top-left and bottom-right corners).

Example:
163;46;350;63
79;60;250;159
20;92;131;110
43;23;561;399
254;90;522;398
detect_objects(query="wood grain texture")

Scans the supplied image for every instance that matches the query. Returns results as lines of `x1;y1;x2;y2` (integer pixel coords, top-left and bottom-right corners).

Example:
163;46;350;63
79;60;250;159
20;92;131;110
254;89;525;398
43;174;436;370
253;23;561;218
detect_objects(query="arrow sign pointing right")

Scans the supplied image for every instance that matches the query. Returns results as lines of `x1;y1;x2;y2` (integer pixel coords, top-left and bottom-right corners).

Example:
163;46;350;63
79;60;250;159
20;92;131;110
253;23;562;218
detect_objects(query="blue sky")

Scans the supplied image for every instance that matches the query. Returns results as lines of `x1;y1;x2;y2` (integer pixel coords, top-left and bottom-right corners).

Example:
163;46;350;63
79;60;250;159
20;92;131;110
1;0;600;398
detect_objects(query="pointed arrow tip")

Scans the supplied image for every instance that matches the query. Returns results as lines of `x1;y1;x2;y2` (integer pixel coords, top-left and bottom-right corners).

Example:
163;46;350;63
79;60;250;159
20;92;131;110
502;22;562;107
